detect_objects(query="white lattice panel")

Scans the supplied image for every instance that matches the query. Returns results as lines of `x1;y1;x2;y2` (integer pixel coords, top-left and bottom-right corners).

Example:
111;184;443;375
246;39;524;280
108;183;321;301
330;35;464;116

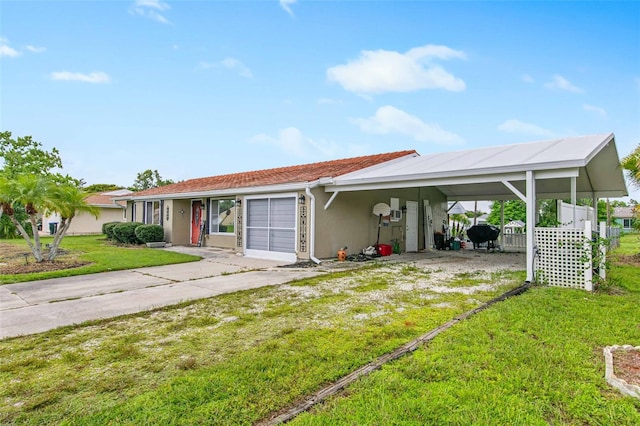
534;227;590;289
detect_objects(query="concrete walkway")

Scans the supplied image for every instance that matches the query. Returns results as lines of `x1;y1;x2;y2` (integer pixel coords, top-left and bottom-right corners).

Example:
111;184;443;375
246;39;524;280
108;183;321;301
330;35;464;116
0;247;327;339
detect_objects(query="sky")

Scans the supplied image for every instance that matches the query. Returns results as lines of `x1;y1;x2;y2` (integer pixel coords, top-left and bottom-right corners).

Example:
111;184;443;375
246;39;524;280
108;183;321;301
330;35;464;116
1;0;639;205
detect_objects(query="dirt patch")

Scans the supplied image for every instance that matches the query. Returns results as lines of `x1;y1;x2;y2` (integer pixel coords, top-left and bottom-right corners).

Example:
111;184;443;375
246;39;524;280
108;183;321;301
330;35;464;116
614;349;640;386
613;253;640;268
0;242;90;275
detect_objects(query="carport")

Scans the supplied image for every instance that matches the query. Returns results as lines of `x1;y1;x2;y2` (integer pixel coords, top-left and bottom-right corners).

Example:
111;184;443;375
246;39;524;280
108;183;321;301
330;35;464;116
322;133;628;283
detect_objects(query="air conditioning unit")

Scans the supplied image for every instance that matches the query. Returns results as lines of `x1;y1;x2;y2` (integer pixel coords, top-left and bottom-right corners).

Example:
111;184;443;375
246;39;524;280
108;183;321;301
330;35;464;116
390;209;402;222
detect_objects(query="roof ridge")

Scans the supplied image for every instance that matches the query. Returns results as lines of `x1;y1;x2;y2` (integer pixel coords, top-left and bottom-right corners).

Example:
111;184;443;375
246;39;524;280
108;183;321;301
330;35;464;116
128;149;417;198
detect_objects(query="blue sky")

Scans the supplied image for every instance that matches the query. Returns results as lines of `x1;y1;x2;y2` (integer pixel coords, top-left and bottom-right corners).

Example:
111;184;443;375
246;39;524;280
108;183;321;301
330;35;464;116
1;0;639;202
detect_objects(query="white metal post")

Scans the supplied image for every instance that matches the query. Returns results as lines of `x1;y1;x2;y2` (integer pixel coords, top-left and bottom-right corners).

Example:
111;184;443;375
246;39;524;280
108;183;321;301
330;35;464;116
599;221;606;282
526;171;536;283
571;176;577;227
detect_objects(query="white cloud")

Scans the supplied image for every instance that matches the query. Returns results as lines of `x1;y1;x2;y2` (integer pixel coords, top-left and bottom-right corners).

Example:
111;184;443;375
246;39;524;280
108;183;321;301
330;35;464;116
544;75;584;93
26;45;46;53
327;44;466;94
51;71;111;84
497;119;554;138
250;127;310;157
129;0;171;24
280;0;297;17
583;104;607;117
0;38;21;57
250;127;368;158
521;74;534;83
351;105;464;145
199;57;253;78
317;98;343;105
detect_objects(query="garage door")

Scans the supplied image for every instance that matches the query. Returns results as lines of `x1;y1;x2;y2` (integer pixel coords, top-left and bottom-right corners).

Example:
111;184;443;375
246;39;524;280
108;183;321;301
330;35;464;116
245;195;297;262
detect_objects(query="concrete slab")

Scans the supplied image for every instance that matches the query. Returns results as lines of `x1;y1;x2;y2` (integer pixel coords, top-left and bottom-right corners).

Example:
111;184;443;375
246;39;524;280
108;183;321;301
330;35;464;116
132;262;243;282
0;286;28;310
0;270;325;339
2;271;172;306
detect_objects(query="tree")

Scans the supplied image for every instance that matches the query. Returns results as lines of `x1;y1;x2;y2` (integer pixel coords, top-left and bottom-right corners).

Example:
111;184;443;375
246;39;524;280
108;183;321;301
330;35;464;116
0;131;81;229
0;174;97;262
486;200;527;225
622;144;640;188
129;169;174;192
83;183;124;193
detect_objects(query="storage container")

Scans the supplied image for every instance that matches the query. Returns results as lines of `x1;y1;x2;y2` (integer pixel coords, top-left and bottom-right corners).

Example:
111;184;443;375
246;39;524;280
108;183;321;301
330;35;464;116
376;244;392;256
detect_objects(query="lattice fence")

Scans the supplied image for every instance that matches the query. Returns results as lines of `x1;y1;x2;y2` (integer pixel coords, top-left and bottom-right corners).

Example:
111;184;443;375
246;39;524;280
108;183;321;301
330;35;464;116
534;223;593;291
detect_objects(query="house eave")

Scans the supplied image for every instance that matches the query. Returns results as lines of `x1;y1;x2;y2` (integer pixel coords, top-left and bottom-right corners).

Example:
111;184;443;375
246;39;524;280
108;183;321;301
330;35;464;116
117;181;314;201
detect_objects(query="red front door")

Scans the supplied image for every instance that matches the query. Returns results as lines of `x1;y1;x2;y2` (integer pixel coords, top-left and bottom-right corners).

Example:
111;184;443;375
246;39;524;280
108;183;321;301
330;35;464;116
191;201;203;245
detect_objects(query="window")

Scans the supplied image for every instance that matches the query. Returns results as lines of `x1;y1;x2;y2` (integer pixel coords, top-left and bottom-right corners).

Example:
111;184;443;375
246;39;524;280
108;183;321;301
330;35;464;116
144;201;162;225
210;199;236;234
623;218;633;229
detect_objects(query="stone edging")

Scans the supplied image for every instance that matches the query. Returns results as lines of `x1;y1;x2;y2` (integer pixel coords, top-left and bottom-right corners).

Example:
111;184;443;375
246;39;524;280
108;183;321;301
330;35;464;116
603;345;640;399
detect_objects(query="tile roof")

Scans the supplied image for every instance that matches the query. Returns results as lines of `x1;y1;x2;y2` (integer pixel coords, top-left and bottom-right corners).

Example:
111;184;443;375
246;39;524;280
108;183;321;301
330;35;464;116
129;150;417;198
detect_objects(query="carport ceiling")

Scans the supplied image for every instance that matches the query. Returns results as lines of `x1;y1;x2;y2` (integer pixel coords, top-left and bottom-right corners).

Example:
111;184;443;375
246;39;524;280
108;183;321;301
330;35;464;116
327;133;628;201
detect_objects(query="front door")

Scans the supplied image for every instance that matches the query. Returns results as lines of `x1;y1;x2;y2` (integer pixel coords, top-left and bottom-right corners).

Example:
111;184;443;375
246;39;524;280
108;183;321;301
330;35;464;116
191;201;203;245
405;200;418;252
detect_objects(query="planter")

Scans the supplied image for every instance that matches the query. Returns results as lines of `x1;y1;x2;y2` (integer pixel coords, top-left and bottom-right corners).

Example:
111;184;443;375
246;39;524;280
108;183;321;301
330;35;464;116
145;242;166;248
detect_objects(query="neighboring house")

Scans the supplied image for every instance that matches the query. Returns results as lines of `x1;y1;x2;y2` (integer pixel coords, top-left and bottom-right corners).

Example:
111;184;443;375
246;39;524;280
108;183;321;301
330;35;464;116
118;133;628;279
613;206;636;232
504;220;525;234
42;189;131;235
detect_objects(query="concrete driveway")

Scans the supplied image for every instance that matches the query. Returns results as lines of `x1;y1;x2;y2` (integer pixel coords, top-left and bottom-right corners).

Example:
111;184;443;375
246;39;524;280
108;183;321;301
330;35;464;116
0;247;326;339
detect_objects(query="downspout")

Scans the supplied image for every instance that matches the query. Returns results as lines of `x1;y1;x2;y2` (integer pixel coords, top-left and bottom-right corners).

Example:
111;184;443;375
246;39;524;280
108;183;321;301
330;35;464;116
305;185;322;264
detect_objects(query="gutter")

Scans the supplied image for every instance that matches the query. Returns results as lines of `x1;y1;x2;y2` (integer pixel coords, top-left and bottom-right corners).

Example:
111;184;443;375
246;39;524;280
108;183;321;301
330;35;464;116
305;183;322;265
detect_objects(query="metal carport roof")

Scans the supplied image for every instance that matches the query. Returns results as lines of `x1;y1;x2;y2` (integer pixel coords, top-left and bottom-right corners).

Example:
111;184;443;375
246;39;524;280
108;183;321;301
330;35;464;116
324;133;628;285
325;133;628;200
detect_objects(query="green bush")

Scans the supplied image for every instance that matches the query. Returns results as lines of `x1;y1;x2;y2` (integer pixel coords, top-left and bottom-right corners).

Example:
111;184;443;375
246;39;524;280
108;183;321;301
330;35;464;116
134;224;165;243
102;222;122;240
112;222;144;244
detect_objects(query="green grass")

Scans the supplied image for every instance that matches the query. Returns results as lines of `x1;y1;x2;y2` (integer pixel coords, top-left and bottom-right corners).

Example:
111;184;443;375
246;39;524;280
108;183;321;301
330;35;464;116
0;265;521;424
614;231;640;255
0;235;200;284
0;235;638;425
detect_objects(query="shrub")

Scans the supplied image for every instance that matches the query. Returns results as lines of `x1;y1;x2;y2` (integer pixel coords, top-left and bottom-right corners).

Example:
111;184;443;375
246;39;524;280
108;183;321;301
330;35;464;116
135;224;165;243
112;222;144;244
102;222;122;240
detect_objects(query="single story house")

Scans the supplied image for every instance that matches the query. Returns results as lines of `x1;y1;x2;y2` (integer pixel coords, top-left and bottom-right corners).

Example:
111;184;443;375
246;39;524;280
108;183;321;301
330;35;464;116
119;133;628;282
613;206;636;232
42;189;131;235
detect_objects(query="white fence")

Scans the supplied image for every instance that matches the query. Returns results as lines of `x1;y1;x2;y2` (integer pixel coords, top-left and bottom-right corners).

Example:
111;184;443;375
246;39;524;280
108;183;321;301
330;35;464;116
557;200;596;231
501;233;526;252
534;221;610;291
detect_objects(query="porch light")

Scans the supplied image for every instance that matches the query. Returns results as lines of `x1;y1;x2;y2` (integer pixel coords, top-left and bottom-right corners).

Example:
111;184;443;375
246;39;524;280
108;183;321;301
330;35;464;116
298;194;305;205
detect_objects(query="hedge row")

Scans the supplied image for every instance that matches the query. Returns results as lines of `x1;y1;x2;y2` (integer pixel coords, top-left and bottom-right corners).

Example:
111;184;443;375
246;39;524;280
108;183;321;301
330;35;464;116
103;222;164;244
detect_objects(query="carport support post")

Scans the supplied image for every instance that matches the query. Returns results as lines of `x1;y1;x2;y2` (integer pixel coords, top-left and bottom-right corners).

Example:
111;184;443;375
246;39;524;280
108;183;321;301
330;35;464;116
526;170;536;283
500;201;505;249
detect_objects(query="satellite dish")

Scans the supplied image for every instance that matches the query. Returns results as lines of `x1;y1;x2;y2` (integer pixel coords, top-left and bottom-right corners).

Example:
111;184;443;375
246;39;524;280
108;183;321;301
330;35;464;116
372;202;391;216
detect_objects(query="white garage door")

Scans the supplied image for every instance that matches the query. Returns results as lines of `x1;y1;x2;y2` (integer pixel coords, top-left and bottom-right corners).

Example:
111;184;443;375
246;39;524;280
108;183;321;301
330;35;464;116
245;195;297;262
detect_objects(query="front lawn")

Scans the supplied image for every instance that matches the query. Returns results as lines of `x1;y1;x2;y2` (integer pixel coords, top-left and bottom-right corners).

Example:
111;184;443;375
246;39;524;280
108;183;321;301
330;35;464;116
0;235;638;424
0;235;200;284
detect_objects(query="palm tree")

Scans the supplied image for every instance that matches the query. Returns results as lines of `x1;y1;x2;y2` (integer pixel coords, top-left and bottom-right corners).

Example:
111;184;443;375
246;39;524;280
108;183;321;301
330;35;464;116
622;144;640;188
0;174;49;261
0;175;98;262
46;184;99;260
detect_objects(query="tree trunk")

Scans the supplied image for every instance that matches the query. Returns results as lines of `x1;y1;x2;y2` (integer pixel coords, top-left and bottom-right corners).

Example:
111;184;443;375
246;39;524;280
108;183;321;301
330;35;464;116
8;215;44;262
48;218;71;261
